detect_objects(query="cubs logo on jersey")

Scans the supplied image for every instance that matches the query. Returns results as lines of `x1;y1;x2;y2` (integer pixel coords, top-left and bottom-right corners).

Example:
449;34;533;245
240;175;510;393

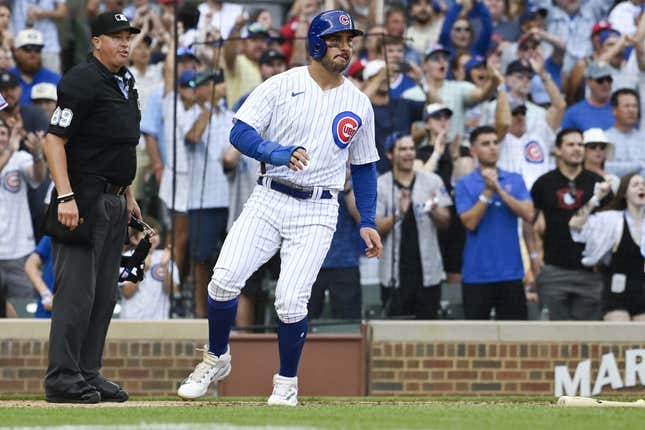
2;170;21;193
150;263;165;282
524;141;544;164
332;111;362;149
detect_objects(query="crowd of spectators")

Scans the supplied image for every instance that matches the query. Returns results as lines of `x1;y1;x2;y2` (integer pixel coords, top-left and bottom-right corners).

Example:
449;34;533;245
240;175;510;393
1;0;645;326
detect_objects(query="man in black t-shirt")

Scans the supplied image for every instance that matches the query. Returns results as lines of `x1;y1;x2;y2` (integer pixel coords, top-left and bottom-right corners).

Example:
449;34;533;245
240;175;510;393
526;128;610;320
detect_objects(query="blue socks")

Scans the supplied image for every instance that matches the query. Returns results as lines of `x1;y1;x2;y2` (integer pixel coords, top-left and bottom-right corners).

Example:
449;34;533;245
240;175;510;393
277;318;308;378
208;297;307;377
207;296;238;356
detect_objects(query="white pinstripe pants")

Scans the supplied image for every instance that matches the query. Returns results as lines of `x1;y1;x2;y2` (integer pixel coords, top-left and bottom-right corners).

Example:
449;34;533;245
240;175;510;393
208;185;338;323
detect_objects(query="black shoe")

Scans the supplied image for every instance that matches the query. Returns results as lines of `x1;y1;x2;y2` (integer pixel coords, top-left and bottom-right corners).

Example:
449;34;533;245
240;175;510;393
87;376;129;403
46;381;101;404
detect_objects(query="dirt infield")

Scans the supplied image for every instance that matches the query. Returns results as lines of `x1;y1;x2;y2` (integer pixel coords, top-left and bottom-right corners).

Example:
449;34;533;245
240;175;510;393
0;399;556;408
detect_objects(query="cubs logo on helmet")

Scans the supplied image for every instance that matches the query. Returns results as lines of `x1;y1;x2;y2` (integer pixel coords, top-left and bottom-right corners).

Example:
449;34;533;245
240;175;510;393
332;111;362;149
307;10;364;60
150;264;165;282
524;141;544;164
2;170;21;193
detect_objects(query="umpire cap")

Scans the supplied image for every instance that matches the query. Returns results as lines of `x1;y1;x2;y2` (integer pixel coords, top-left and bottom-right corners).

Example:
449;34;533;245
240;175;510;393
92;11;141;37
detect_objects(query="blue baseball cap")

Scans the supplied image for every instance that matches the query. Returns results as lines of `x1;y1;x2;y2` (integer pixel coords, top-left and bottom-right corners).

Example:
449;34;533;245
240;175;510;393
179;70;198;88
598;29;621;45
464;55;486;77
176;46;199;63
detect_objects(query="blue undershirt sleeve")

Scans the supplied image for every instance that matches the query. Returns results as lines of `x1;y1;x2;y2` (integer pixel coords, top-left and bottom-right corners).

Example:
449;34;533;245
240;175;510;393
350;162;377;230
229;120;303;167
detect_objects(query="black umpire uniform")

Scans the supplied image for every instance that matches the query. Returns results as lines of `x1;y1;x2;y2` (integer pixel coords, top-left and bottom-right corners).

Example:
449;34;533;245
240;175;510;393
43;12;141;403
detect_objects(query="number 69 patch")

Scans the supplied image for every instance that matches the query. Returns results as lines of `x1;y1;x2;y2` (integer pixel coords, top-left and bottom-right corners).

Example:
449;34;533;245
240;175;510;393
50;107;73;128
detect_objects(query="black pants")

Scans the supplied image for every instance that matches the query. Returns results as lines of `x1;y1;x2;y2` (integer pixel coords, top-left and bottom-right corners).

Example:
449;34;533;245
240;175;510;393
462;280;527;320
308;267;361;319
380;284;441;320
45;194;128;392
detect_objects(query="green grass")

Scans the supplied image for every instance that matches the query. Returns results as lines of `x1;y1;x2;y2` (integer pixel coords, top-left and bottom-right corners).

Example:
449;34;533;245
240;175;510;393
2;398;645;430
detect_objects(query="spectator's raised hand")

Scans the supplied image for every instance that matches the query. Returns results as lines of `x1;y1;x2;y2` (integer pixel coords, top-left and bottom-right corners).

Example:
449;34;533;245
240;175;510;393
399;189;412;216
528;52;545;76
433;130;447;156
486;61;503;86
26;6;43;25
235;12;250;28
23;131;45;157
406;60;423;82
593;181;611;201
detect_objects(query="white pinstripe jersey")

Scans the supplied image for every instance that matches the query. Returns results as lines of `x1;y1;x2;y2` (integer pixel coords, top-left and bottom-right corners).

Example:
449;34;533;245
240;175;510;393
234;66;379;191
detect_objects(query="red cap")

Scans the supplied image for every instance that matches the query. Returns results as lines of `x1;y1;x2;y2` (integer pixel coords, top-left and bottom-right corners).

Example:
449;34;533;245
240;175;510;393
347;58;367;79
591;20;612;37
518;33;538;47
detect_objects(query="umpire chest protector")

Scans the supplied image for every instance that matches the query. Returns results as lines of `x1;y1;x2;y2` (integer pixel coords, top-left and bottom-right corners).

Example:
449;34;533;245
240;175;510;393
51;54;141;186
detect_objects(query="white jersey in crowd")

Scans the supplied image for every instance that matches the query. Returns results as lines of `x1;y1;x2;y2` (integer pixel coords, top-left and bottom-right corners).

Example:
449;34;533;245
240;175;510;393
498;125;556;191
234;66;379;191
226;154;259;231
0;151;39;259
119;249;179;320
188;102;233;210
159;93;202;212
481;99;546;137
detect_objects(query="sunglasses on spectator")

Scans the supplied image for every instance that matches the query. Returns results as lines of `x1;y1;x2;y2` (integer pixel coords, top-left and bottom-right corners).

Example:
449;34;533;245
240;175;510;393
594;76;613;85
586;142;608;150
21;45;42;53
453;26;471;33
430;112;452;120
428;53;449;62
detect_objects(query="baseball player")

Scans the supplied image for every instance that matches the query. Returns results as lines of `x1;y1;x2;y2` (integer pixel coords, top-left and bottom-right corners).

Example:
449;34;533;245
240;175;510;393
177;10;382;406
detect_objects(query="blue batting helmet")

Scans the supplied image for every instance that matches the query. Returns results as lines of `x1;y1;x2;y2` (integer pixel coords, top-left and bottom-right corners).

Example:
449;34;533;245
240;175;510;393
307;10;363;60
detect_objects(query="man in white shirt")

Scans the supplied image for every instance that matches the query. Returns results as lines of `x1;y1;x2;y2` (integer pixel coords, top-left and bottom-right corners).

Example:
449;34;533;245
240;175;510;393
423;43;502;139
605;88;645;177
497;55;566;189
11;0;67;73
0;115;46;299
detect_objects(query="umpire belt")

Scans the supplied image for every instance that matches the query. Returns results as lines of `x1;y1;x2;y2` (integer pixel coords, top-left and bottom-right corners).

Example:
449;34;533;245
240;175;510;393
104;182;128;196
257;177;333;200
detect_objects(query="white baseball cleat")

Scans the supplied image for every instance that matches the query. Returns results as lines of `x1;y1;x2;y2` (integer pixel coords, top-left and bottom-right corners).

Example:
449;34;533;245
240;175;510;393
267;374;299;407
177;345;231;400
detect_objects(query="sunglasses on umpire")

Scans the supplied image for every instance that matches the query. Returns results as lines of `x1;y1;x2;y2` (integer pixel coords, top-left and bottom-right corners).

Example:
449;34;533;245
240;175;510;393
586;142;608;150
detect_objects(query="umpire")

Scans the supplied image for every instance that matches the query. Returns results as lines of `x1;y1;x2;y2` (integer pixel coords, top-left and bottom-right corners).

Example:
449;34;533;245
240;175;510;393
43;12;141;403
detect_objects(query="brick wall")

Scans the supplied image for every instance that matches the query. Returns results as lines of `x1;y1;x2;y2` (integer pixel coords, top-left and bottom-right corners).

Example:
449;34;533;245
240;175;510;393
367;321;645;396
0;339;203;395
4;321;645;397
370;342;645;395
0;321;365;396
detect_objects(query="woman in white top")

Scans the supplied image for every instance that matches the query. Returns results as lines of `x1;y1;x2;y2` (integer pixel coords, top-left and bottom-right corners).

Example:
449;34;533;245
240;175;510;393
569;173;645;321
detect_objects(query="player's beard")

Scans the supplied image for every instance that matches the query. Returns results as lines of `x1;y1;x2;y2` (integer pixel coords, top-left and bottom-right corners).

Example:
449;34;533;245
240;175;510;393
321;55;348;74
